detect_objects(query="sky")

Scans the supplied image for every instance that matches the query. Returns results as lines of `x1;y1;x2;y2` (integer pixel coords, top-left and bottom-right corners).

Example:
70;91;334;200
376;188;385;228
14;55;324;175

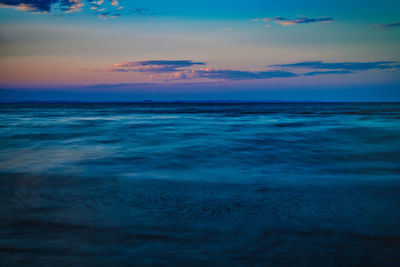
0;0;399;101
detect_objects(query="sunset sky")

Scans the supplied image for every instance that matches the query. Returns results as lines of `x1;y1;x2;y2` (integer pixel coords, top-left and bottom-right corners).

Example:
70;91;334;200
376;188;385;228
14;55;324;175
0;0;399;101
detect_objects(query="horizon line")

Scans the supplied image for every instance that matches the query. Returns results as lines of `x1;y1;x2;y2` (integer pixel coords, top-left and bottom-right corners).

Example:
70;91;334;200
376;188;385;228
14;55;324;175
1;100;400;104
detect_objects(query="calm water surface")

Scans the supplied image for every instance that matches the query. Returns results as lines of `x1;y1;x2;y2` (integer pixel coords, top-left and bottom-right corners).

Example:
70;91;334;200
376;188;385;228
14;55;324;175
0;103;399;266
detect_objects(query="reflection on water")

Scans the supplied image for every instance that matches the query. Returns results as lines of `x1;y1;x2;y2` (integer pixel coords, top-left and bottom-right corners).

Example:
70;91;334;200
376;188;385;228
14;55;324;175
1;103;400;265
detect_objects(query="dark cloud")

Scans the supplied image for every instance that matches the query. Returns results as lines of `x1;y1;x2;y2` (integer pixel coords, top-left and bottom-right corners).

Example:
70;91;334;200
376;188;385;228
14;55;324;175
109;59;399;82
0;0;58;12
194;69;297;80
303;70;353;76
0;0;153;17
372;22;400;29
110;60;297;81
189;61;399;80
111;60;206;73
271;61;398;72
134;60;205;67
0;0;85;13
253;16;334;26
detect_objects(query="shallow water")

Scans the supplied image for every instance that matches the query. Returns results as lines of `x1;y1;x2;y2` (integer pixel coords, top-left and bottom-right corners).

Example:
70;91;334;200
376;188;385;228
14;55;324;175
1;103;400;266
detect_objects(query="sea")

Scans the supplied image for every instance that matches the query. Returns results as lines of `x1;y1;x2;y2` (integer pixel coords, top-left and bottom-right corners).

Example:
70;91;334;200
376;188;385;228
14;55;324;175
0;102;399;266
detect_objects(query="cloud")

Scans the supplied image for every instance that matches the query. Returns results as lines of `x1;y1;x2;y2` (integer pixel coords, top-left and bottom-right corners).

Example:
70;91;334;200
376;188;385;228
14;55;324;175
148;68;298;81
193;69;297;80
270;61;399;72
111;60;206;73
253;16;334;27
89;0;103;5
0;0;57;12
0;0;152;17
150;70;197;81
372;22;400;29
107;59;399;82
109;60;297;81
0;0;85;13
303;70;353;76
63;0;84;13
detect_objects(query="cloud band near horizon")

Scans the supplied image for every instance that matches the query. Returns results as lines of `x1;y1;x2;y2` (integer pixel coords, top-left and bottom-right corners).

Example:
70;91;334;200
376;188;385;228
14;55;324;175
107;60;400;81
252;16;334;27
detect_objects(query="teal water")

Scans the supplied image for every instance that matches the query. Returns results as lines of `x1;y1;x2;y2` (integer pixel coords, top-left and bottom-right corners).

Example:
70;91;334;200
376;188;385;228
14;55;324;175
0;103;399;266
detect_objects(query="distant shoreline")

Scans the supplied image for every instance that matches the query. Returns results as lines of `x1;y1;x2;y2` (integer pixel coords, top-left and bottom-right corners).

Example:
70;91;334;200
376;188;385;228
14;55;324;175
1;100;399;104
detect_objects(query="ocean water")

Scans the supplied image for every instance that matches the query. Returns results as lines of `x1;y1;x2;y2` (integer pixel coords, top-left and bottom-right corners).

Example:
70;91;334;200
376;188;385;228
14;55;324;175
0;103;399;266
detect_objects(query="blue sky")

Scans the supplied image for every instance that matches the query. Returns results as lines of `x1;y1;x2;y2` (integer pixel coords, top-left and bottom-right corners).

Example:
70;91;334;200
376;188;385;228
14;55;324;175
0;0;399;101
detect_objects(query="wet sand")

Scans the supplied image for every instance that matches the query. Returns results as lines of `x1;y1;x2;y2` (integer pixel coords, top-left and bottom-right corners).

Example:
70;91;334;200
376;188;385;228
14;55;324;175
1;172;399;266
